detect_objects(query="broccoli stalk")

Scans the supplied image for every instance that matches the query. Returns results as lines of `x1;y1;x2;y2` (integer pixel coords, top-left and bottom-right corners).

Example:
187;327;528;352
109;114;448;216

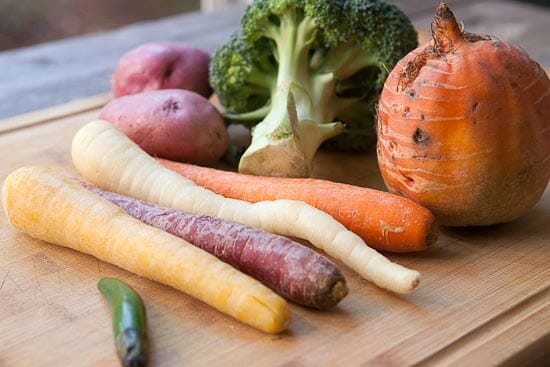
210;0;418;177
238;6;343;176
240;83;343;177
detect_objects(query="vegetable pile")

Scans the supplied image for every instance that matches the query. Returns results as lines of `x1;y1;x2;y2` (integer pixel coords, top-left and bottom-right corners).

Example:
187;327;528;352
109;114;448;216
210;0;418;177
4;0;548;348
71;120;421;295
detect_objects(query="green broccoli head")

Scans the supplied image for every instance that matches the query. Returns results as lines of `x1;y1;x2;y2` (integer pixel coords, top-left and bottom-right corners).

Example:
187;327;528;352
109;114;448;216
240;1;346;44
209;30;276;117
209;0;417;176
325;0;418;150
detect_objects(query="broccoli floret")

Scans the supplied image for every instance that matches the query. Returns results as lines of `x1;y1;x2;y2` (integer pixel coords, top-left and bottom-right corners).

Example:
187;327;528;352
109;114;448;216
210;0;417;177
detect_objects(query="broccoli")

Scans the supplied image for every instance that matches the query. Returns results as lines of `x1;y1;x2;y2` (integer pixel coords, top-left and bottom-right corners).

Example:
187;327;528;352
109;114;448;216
210;0;417;177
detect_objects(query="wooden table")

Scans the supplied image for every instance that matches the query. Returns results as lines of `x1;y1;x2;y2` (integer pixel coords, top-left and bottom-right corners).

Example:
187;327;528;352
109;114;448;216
1;1;549;366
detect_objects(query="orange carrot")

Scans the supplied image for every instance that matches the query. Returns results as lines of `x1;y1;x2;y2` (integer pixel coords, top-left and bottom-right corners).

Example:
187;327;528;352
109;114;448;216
158;159;438;253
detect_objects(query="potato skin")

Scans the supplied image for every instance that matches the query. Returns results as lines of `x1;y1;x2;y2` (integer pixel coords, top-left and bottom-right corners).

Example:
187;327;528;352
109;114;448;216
111;41;212;98
100;89;228;164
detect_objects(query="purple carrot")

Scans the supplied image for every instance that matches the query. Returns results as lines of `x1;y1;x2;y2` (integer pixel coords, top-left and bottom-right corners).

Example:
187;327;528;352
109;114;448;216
79;180;348;310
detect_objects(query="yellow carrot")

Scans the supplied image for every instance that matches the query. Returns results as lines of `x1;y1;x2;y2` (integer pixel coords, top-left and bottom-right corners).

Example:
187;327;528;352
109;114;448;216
72;120;421;294
1;166;290;333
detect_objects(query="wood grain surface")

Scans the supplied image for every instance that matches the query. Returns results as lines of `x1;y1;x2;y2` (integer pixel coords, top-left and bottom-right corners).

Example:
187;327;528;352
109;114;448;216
0;95;549;366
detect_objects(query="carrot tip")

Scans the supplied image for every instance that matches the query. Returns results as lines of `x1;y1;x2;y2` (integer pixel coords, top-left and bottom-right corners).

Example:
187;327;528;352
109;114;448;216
407;273;421;294
323;278;348;310
411;276;420;291
426;222;439;247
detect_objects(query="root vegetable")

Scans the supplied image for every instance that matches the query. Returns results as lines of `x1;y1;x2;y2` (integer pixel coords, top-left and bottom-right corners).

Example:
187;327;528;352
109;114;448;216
2;166;290;333
71;120;421;294
377;3;550;226
100;89;228;164
111;41;212;98
157;159;437;253
81;181;348;310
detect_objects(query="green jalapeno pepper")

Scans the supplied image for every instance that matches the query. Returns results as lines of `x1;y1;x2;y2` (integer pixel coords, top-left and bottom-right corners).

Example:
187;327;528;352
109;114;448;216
98;277;148;367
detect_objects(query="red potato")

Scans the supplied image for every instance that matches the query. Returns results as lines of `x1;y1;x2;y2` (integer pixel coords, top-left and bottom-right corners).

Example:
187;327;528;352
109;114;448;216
111;41;212;98
100;89;229;164
79;180;348;310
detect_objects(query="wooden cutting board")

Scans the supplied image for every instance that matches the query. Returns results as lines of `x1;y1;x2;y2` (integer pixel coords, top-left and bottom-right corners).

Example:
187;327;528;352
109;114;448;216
0;94;548;367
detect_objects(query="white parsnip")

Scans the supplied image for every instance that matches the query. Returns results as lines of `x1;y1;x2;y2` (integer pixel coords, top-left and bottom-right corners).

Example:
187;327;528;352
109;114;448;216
2;166;290;333
72;120;420;293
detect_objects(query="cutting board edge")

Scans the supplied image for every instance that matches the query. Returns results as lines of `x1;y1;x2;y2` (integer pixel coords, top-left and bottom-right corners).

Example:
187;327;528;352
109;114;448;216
0;93;112;135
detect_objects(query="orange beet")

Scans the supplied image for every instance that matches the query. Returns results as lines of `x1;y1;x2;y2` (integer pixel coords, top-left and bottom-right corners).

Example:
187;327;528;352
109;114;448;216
376;3;550;226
